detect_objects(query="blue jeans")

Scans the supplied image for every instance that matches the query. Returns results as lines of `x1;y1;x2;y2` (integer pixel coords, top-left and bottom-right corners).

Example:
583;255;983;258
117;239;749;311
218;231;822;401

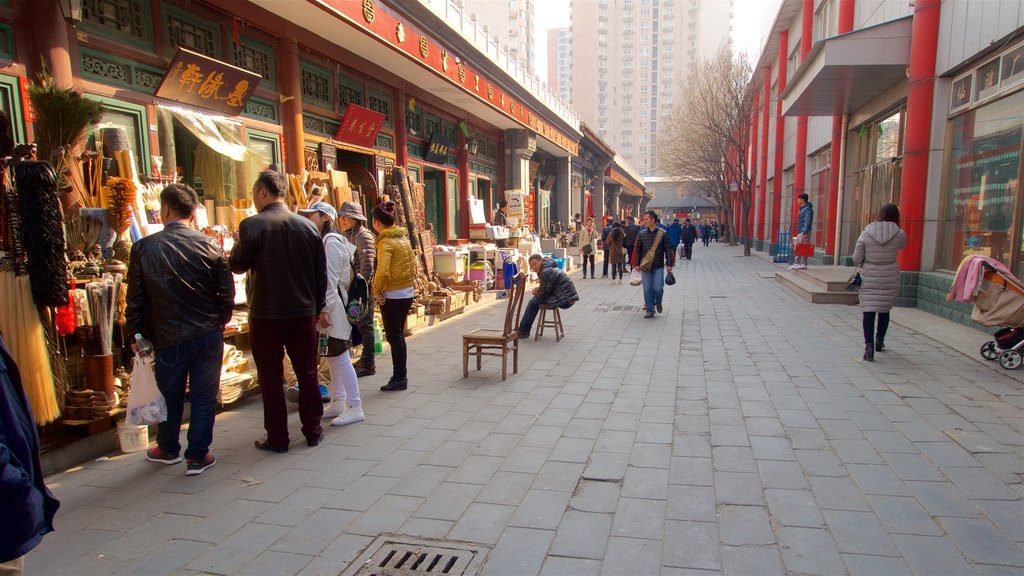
642;267;665;313
153;330;223;459
519;297;572;334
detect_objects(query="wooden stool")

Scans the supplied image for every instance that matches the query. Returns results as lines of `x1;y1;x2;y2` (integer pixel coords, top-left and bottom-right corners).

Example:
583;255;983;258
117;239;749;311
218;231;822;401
535;305;564;342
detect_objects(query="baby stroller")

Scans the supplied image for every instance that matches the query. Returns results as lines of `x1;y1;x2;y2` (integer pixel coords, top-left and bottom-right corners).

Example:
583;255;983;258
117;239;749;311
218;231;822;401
972;263;1024;369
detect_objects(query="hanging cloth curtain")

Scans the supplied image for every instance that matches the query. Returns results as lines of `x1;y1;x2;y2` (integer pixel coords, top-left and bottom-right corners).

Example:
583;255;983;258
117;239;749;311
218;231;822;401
160;105;248;161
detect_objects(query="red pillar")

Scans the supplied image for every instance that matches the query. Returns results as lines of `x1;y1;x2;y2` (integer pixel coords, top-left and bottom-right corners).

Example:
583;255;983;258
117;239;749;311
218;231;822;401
771;32;788;247
393;87;408;169
826;0;856;257
279;40;306;174
899;0;941;271
792;0;813;235
750;93;760;242
758;66;770;246
457;128;470;239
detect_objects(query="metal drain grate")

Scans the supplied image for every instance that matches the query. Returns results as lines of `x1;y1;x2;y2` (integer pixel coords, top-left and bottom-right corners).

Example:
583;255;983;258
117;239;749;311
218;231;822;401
610;305;642;311
346;537;486;576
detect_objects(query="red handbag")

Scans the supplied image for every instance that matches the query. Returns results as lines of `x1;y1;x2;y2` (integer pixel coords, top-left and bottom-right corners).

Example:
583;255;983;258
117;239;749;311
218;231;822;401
794;243;815;257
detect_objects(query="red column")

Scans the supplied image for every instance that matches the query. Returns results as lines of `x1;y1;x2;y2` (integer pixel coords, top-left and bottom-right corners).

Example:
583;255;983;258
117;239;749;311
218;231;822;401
278;40;306;174
899;0;941;271
393;87;408;169
25;1;74;88
758;66;770;246
457;129;470;239
771;32;788;246
750;93;760;242
827;0;856;257
792;0;813;235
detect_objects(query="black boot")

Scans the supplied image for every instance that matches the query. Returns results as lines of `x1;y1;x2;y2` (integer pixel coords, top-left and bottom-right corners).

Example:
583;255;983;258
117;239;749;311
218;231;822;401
875;336;884;352
863;343;875;362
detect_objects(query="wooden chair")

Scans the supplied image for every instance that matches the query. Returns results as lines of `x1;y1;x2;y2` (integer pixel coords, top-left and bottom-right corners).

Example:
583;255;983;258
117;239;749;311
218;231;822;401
463;273;527;381
534;301;572;342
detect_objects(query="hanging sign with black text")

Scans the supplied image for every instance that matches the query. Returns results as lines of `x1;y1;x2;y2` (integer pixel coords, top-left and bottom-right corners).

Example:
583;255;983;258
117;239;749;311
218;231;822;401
156;48;262;116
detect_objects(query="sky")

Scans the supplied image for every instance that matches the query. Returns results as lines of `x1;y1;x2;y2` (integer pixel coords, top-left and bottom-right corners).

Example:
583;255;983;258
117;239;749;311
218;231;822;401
533;0;780;80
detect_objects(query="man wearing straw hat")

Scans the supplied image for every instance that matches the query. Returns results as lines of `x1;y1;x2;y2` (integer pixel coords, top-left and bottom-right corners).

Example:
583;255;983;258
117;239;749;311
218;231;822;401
126;183;234;476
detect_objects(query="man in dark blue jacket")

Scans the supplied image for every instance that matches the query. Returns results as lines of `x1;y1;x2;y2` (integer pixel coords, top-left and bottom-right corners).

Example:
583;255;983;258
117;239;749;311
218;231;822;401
667;219;682;256
0;334;59;571
633;211;675;318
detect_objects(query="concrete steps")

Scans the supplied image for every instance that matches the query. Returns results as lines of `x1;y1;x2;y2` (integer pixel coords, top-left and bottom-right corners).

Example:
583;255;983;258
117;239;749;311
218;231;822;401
775;266;860;305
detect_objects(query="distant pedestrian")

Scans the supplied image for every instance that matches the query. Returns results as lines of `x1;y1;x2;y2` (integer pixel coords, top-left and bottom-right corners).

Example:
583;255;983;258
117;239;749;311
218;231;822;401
299;202;364;427
337;201;377;377
230;170;328;453
579;217;597;279
633;210;675;318
518;255;579;337
712;222;720;242
623;216;641;271
701;220;711;246
791;193;814;270
600;216;614;278
667;218;682;256
127;183;234;474
493;200;508;227
679;218;698;260
371;201;417;391
0;334;59;572
607;221;626;284
854;203;907;362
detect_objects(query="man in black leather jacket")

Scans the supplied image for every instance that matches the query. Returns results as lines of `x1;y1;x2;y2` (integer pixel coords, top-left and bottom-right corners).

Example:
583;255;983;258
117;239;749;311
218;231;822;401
126;183;234;475
230;170;327;452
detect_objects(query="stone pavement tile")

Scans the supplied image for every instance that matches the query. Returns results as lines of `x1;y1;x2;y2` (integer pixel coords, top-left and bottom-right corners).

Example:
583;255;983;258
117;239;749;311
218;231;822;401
938;517;1024;567
756;460;809;489
611;498;666;541
499;446;551;475
915;440;982;467
795;448;846;477
379;416;434;439
25;528;120;574
819;418;865;440
672;434;712;457
570;479;621;514
520;425;564;449
447;502;515;545
240;468;326;503
823;509;899;556
710;407;744;426
892;534;974;576
549;437;596;464
744;417;785;437
881;451;945;481
576;402;612;420
636;422;674;444
184;498;274;544
447;455;505;484
367;449;428;478
565;418;604;439
629;442;671;469
809;476;871;513
345;494;424;536
710;424;750;447
322;475;398;512
509;489;571;530
776;527;845;575
895;419;948;441
622;466;669;499
641;406;675;424
765;488;825;528
866;494;943;536
787;427;828;449
255;486;341;527
388;464;452;498
863;429;918;454
413;481;482;522
471;404;515;424
946;429;1012;454
540;556;603;575
399;517;455;539
675;414;710;434
777;409;818;429
940;465;1020;500
427;409;474;431
473;433;523;458
484;527;554;576
237;550;311;576
186;522;290;574
428;440;478;467
718;505;774;545
976;452;1024;484
112;538;210;576
669;456;712;486
494;413;540;435
304;458;375;491
583;452;628;481
595;429;636;453
270;508;359;556
532;461;585;492
845;463;910;496
297;533;373;575
973;564;1024;576
720;546;784;576
662;521;721;571
602;537;661;576
749;436;797;462
475;471;536;507
712;446;757;472
842;553;912;576
549;510;613;559
848;409;899;431
807;401;850;420
975;499;1024;541
92;511;198;562
714;471;763;506
905;480;981;518
830;438;884;464
451;421;500;444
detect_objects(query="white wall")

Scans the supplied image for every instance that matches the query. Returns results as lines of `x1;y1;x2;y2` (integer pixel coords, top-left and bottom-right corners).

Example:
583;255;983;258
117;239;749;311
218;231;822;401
937;0;1024;75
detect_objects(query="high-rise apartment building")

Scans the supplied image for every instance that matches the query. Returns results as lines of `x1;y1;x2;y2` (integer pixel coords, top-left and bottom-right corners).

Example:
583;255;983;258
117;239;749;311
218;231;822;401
463;0;535;72
569;0;733;176
547;28;572;102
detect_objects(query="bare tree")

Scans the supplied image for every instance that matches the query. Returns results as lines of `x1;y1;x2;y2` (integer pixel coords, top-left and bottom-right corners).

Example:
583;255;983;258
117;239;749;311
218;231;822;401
659;46;755;254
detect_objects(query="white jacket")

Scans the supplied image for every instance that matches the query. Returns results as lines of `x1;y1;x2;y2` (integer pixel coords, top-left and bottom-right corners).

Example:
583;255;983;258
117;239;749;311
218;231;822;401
322;232;355;340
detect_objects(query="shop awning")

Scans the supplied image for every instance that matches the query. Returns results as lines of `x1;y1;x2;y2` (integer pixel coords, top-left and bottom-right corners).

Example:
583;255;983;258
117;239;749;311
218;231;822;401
782;16;912;117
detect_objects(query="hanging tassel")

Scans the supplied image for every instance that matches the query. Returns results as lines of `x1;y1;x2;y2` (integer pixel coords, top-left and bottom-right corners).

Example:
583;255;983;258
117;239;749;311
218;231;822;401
14;161;70;307
0;270;61;424
54;290;77;336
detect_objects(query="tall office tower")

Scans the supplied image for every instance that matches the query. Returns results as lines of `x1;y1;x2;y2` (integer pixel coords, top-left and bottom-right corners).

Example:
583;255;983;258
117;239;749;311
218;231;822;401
464;0;535;72
570;0;733;176
547;28;572;102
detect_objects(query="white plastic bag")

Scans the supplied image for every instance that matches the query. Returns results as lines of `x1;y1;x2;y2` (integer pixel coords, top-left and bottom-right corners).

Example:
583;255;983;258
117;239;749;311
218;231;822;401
126;353;167;425
629;269;643;286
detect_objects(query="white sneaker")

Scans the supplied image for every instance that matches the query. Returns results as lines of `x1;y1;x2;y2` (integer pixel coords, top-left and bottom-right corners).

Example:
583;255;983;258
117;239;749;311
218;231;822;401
322;401;346;419
331;405;365;426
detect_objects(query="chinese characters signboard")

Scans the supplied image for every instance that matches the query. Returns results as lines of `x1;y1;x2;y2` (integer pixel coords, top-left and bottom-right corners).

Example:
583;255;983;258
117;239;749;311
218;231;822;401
156;48;261;116
424;131;454;165
334;104;386;148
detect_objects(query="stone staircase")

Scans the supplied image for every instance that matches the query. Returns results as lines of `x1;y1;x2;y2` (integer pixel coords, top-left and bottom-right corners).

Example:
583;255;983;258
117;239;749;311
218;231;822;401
775;266;860;305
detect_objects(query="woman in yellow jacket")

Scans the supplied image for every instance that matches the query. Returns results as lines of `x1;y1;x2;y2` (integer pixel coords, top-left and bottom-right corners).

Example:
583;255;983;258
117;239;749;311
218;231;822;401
371;201;417;391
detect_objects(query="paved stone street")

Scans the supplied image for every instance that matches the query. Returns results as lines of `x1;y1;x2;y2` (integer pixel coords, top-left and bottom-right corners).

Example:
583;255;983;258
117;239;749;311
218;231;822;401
28;242;1024;575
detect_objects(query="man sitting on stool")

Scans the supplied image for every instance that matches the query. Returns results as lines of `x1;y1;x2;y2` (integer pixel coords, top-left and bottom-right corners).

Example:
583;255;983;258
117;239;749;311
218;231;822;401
518;254;579;338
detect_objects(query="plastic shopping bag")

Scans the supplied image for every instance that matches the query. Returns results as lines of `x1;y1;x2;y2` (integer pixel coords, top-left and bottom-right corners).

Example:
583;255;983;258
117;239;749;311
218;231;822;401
629;269;643;286
126;353;167;425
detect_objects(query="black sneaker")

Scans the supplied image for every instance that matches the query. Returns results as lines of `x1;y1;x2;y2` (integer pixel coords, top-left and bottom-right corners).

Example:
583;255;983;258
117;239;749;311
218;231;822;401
185;454;216;476
355;365;376;377
254;437;289;453
656;304;663;313
306;432;324;447
380;377;408;391
147;447;182;465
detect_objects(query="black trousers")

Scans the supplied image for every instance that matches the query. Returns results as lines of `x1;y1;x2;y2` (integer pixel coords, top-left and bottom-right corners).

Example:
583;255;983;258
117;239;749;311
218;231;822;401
862;312;890;344
582;254;595;277
683;242;694;260
380;297;414;378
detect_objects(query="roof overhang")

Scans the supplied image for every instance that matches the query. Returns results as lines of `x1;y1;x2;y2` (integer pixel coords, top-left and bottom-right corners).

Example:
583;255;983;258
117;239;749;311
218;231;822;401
782;16;912;117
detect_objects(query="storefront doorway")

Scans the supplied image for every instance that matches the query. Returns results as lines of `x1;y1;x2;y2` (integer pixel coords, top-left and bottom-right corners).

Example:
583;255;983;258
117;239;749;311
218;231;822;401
423;168;446;242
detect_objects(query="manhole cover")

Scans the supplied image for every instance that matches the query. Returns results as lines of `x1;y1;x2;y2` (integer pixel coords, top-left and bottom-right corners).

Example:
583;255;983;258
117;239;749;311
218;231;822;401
344;537;487;576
